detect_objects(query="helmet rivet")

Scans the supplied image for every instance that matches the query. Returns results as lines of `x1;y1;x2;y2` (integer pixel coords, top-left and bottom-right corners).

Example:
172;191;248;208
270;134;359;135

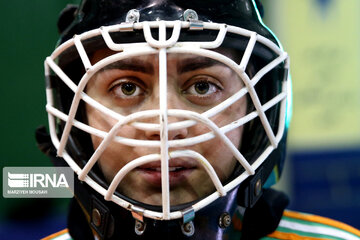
181;221;195;237
219;212;231;228
126;9;140;23
134;219;146;235
255;179;262;196
92;208;102;227
184;9;199;21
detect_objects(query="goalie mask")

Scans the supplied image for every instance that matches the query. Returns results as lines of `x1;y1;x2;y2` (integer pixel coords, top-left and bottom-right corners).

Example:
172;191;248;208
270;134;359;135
43;0;291;238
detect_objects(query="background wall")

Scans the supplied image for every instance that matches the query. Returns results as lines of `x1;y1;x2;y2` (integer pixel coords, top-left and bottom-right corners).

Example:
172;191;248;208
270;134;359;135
0;1;75;239
0;0;359;239
264;0;360;228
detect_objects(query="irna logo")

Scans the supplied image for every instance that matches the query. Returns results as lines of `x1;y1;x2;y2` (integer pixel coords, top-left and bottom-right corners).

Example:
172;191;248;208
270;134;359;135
7;172;69;188
3;167;74;198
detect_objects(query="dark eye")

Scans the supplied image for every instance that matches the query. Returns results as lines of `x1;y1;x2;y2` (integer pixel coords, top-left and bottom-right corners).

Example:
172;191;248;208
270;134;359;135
185;81;219;96
111;81;144;98
194;82;210;94
121;82;137;95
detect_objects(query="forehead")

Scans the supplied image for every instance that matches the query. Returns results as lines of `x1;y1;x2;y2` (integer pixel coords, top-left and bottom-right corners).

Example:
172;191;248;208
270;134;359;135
90;48;242;78
90;47;242;66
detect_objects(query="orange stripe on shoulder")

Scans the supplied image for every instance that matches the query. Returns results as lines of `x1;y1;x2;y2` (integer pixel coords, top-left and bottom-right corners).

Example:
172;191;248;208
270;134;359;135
41;228;69;240
232;214;243;231
284;210;360;237
267;230;334;240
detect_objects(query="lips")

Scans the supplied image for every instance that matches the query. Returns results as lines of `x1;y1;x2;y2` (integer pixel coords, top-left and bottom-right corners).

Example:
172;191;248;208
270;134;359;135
136;159;197;187
143;167;186;172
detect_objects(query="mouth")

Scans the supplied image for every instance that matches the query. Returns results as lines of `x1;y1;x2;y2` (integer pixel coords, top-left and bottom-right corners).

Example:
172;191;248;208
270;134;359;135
136;159;197;187
142;166;189;172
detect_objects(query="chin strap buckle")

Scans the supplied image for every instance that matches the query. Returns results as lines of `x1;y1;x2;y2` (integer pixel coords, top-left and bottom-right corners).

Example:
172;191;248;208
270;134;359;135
181;207;195;237
131;205;147;235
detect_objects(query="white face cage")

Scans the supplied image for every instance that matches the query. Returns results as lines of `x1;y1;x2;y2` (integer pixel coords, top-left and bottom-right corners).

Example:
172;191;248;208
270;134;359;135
44;20;289;221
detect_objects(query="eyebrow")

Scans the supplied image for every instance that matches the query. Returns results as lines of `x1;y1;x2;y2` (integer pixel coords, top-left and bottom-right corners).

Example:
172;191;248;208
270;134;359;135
177;56;226;75
101;58;154;74
99;56;225;75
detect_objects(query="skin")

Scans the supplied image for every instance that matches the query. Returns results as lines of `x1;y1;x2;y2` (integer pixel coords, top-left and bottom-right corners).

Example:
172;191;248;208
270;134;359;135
85;49;247;205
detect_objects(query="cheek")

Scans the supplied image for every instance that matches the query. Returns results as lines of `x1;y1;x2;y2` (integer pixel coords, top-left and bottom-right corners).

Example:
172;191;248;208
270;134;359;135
86;103;140;137
191;98;246;181
90;132;137;184
190;120;243;182
205;128;242;180
207;96;247;145
86;103;114;132
86;106;140;181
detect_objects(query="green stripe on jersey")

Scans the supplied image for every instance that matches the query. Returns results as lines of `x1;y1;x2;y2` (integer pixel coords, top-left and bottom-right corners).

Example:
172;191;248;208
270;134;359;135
275;225;343;240
278;217;359;240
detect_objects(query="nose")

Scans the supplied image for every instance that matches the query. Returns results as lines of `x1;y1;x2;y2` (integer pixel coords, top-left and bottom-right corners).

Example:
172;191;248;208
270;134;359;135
144;116;189;141
144;76;189;141
144;96;189;141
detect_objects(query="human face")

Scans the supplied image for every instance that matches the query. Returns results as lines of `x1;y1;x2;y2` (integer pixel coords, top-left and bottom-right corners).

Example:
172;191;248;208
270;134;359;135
85;49;247;206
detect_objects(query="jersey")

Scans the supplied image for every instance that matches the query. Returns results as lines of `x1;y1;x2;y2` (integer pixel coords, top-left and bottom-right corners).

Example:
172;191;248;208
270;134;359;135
261;210;360;240
42;209;360;240
41;229;72;240
230;208;360;240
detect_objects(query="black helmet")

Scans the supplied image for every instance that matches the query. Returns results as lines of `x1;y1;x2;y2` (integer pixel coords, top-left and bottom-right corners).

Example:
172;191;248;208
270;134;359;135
41;0;291;239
